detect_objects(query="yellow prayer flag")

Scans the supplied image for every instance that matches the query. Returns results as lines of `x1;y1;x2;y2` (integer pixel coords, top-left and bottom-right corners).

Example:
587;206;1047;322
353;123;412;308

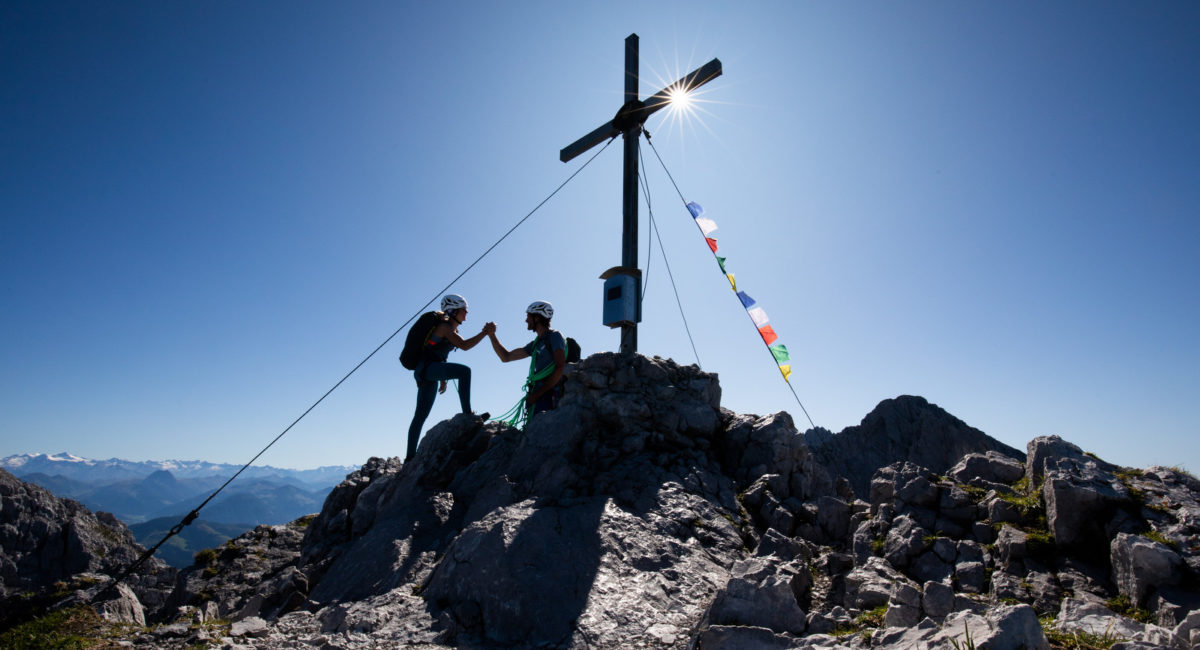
779;364;792;381
727;273;736;291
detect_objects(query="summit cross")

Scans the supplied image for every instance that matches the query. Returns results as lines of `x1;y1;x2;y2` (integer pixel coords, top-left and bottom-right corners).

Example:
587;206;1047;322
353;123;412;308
560;33;722;354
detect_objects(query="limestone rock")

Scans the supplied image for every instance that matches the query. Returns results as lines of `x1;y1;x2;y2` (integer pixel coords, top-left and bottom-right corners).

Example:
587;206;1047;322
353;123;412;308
708;554;809;635
883;581;921;627
1111;532;1184;607
1054;598;1176;648
92;581;146;626
806;395;1024;499
168;521;308;622
0;468;174;617
949;451;1025;487
1043;454;1133;549
922;580;955;619
844;556;912;610
882;514;930;569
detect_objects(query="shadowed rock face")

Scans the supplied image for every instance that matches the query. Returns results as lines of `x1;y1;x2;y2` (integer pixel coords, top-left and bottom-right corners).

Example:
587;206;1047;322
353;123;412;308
0;468;175;623
805;395;1025;499
294;353;762;647
0;468;144;596
5;353;1199;649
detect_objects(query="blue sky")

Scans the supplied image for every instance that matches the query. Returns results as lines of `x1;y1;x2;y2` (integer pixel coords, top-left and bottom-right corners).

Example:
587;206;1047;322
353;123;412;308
2;2;1197;474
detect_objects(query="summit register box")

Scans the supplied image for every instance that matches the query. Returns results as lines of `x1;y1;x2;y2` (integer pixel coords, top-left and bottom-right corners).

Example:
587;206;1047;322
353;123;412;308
600;267;641;328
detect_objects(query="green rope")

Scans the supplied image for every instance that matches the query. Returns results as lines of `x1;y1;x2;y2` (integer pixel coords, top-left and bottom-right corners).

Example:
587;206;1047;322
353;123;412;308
495;395;527;429
490;337;556;430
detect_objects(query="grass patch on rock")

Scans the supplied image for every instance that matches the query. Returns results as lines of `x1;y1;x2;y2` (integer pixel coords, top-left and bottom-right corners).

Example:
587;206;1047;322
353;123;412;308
1040;616;1127;649
1103;595;1154;624
0;605;109;650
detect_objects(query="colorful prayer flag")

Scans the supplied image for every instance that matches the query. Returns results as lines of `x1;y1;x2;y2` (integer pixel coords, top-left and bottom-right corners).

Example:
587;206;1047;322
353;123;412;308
685;198;805;408
769;343;790;363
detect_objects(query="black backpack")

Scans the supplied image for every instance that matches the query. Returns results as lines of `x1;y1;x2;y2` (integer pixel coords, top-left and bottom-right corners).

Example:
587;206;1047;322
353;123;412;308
533;332;581;368
399;311;444;370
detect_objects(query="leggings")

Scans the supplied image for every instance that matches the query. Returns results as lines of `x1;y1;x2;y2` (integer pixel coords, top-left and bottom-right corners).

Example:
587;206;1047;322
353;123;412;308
406;362;472;460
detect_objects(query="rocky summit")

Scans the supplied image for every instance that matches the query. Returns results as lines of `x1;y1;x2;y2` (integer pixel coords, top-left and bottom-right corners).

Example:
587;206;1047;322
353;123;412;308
3;352;1199;648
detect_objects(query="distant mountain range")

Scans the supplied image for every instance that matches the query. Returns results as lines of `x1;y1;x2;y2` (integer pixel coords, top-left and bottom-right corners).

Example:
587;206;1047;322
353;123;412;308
1;453;355;567
2;452;353;485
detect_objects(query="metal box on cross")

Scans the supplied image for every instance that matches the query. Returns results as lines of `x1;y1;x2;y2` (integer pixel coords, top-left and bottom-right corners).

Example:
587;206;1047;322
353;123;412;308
600;266;641;328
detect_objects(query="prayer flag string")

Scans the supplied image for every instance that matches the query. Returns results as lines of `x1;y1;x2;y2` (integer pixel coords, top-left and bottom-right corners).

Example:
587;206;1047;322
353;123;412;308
684;200;815;428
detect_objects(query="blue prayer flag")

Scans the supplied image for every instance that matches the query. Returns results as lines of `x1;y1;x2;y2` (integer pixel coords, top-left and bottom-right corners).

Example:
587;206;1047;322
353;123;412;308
687;202;704;219
737;291;756;308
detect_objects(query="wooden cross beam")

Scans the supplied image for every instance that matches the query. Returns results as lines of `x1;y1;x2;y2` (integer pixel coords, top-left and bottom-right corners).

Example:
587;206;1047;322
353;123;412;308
560;33;722;354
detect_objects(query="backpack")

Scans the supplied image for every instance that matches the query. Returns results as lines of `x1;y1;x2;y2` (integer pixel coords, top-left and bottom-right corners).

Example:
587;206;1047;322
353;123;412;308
399;311;444;370
536;332;581;365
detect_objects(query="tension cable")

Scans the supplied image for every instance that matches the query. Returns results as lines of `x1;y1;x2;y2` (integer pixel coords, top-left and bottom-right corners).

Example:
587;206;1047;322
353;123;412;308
92;136;616;601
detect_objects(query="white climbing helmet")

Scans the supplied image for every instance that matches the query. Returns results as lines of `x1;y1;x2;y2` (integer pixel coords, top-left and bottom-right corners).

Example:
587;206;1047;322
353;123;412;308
441;294;468;312
526;300;554;320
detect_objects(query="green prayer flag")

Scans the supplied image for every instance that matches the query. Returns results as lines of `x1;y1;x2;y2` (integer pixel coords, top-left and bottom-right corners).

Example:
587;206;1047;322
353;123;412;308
716;256;727;273
769;343;790;363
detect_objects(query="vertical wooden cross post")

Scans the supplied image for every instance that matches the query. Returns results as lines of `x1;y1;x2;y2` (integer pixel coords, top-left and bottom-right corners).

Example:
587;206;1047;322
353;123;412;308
560;33;722;353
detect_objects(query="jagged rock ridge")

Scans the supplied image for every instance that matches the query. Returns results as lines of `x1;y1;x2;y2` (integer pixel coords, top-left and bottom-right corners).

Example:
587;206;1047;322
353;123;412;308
3;352;1199;649
804;395;1025;498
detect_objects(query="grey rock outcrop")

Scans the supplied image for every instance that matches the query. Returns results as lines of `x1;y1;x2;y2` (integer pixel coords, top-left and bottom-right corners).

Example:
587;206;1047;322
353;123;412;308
1054;598;1177;648
875;604;1049;649
296;353;751;648
0;467;175;622
806;395;1024;498
949;450;1025;490
1043;451;1135;550
92;580;146;626
167;520;309;622
1111;532;1184;607
707;551;811;635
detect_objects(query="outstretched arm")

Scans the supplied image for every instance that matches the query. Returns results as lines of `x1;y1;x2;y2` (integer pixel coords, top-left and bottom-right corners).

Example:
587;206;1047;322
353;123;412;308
445;322;493;351
487;329;530;363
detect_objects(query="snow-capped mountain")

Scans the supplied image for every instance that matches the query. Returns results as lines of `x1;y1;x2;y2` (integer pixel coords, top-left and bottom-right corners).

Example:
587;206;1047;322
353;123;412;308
1;452;354;486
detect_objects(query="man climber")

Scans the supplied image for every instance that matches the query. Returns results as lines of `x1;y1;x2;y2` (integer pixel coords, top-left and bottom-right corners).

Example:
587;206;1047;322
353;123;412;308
406;294;493;461
486;300;566;419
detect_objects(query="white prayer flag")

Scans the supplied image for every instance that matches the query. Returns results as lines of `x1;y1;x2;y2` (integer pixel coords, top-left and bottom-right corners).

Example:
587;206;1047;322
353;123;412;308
695;217;718;235
748;307;769;327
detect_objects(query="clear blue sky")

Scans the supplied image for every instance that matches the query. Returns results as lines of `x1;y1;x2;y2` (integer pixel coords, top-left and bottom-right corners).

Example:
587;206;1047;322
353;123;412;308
3;2;1197;473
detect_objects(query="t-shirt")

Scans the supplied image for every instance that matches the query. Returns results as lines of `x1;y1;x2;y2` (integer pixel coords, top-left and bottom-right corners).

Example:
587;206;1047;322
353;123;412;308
522;330;566;384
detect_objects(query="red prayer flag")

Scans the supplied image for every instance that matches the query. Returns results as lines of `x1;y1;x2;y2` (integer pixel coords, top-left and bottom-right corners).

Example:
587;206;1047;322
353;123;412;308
758;325;778;345
705;237;718;252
